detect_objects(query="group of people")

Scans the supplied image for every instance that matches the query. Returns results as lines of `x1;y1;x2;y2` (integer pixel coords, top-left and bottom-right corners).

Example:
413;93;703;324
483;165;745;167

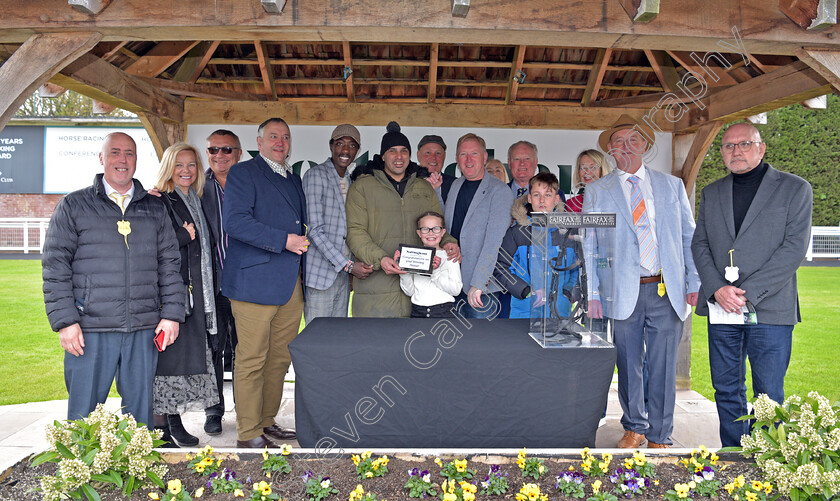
42;112;811;451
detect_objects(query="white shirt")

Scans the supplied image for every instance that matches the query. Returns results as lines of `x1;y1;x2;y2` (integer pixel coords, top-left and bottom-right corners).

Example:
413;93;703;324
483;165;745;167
399;249;463;306
615;164;661;276
102;178;135;211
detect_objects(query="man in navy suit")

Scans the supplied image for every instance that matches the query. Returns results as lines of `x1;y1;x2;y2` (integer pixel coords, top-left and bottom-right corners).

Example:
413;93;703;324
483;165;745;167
223;118;308;448
584;114;699;449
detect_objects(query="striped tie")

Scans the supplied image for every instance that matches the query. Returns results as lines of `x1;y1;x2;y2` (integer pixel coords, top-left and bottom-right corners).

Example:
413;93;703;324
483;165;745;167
627;176;656;271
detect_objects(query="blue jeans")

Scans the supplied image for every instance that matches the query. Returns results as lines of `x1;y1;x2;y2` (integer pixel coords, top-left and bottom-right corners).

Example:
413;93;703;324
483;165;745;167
453;291;502;319
707;322;793;447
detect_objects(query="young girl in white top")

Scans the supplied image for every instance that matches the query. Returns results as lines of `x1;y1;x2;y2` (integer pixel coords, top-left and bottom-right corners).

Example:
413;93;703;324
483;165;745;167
396;211;463;318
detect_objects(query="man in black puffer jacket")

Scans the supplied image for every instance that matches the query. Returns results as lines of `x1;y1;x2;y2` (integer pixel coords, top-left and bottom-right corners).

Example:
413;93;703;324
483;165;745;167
42;132;184;429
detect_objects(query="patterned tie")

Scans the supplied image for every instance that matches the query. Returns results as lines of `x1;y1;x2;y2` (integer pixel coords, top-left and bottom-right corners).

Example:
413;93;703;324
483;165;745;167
516;187;526;197
627;176;657;271
110;193;127;215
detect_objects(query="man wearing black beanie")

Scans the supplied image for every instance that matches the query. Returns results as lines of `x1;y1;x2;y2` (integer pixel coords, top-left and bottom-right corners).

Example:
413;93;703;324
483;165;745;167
346;122;461;317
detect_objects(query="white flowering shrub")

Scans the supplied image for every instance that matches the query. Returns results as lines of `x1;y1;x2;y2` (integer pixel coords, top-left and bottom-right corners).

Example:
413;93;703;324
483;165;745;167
32;403;168;501
737;392;840;500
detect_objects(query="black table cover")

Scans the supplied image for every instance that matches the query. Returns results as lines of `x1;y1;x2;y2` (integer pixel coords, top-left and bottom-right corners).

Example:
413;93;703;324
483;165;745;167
290;318;615;448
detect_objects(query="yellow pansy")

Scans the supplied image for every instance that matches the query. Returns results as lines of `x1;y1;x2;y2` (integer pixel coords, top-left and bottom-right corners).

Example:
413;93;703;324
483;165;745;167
751;480;764;491
234;489;245;497
195;464;205;473
688;481;696;489
351;454;360;465
464;492;475;501
592;480;602;493
434;458;443;467
167;479;182;495
443;494;457;501
148;494;160;500
280;443;292;456
365;472;373;478
195;487;204;498
746;491;758;501
735;475;746;488
455;459;467;472
262;448;269;461
763;482;773;494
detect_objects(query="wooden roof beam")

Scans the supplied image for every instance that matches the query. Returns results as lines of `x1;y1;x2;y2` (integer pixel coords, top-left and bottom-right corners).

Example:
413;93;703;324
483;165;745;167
428;43;439;104
254;40;277;100
644;49;680;92
136;76;265;101
173;40;220;84
780;0;837;30
138;111;185;160
673;121;724;192
342;40;355;103
505;45;526;105
582;48;612;106
619;0;659;23
0;32;102;131
184;100;677;131
674;60;831;131
795;47;840;92
666;50;739;87
50;52;184;122
125;41;201;77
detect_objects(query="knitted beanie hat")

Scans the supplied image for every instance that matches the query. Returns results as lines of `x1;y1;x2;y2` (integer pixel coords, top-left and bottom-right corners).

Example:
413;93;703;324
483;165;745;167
380;121;411;156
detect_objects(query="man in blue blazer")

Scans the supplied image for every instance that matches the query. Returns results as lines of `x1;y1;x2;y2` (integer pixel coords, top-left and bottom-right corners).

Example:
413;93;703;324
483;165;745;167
223;118;308;448
583;115;699;449
444;133;515;318
692;123;812;447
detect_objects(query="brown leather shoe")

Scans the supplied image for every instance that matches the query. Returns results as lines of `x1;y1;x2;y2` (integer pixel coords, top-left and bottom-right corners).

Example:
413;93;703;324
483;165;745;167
237;434;279;449
263;424;296;440
648;441;671;449
617;430;647;448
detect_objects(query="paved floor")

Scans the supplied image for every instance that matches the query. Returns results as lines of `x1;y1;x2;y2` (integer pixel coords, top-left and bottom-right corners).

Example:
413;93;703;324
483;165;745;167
0;377;720;473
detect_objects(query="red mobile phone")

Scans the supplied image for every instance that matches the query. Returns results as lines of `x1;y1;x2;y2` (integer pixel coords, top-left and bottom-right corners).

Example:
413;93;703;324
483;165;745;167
154;330;166;352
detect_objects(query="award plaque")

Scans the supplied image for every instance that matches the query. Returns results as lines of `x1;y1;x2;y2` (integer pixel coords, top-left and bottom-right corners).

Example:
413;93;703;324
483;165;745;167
397;244;436;275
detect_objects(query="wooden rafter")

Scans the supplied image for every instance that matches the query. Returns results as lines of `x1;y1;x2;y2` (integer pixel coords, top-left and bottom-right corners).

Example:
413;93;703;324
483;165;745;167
124;41;200;77
780;0;837;30
428;43;439;103
747;53;770;73
0;32;102;130
136;76;264;101
794;47;840;92
582;48;612;106
666;50;739;87
675;60;831;131
50;52;184;122
619;0;660;23
505;45;526;105
173;40;219;84
342;40;354;102
254;41;277;100
98;41;128;62
644;49;679;93
137;111;185;159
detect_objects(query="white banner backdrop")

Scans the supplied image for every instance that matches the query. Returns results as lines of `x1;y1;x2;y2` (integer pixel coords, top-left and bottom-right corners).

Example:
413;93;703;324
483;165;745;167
43;127;160;194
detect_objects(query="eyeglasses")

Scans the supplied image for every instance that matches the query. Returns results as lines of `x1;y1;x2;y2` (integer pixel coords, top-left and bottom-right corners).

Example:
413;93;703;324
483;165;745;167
207;146;241;155
418;226;444;234
721;141;760;153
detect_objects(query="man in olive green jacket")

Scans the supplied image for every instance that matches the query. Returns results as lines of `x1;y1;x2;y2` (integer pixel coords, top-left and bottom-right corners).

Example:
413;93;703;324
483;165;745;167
346;122;460;317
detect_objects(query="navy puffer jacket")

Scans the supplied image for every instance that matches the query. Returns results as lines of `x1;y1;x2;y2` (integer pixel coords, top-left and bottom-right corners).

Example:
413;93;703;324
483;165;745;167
42;174;185;333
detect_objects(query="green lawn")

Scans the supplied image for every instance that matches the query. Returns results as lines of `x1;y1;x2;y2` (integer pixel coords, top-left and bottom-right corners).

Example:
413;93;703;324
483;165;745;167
2;260;839;405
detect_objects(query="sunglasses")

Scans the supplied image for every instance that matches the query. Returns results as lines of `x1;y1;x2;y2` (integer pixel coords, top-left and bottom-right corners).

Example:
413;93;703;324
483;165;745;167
207;146;240;155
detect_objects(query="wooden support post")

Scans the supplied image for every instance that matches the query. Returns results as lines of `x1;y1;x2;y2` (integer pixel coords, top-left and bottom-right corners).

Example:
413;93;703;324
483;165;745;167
138;112;185;160
781;0;838;30
342;41;355;103
173;41;219;83
671;120;722;390
0;32;102;132
618;0;660;23
795;47;840;92
582;48;612;106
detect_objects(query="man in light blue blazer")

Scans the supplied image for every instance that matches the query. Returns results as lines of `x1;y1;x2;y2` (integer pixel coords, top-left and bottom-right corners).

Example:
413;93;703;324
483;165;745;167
583;115;699;449
223;118;308;448
444;133;514;318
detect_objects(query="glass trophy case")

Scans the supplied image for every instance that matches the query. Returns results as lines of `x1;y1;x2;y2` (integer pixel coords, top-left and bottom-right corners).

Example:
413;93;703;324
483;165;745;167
526;212;616;348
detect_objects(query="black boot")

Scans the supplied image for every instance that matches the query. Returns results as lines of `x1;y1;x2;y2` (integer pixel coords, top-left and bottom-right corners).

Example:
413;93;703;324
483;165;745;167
167;414;199;447
154;426;180;448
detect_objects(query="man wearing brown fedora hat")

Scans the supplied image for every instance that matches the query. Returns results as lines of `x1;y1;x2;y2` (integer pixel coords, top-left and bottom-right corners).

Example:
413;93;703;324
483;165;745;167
584;114;700;449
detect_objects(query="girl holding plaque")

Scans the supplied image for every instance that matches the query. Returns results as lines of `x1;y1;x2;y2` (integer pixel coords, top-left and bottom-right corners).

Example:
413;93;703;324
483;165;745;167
397;212;463;318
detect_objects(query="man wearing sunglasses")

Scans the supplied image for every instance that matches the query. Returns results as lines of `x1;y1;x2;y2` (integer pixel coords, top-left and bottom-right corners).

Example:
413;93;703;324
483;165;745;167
199;129;243;437
692;122;812;447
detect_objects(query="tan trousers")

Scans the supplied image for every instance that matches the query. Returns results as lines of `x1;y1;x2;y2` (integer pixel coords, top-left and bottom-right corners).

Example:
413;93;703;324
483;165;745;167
230;277;303;441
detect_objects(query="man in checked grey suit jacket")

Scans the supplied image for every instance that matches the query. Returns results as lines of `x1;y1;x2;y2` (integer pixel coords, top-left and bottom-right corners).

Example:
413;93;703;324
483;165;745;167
583;114;699;449
302;124;373;323
444;133;514;318
691;122;812;447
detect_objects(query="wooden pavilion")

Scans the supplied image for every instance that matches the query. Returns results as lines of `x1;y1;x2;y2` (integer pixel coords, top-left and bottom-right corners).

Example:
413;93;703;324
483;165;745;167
2;0;838;386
